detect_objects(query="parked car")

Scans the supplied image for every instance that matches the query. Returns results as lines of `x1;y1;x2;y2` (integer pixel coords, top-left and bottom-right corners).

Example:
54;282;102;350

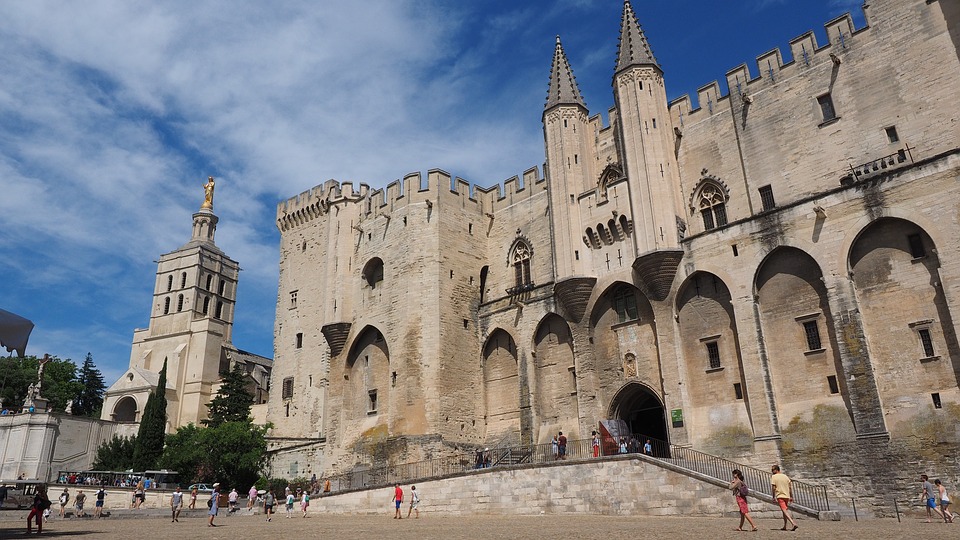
187;483;214;493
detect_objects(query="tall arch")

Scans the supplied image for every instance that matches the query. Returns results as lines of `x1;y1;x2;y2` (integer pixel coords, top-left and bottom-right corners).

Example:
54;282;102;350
849;218;960;430
482;329;520;440
676;272;750;444
588;282;657;401
533;314;578;442
344;326;391;423
755;247;847;426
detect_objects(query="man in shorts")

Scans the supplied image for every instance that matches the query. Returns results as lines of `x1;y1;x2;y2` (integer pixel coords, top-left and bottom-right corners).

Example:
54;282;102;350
392;483;403;519
771;465;798;531
74;490;86;518
170;486;183;523
263;489;275;521
94;487;106;518
920;474;944;522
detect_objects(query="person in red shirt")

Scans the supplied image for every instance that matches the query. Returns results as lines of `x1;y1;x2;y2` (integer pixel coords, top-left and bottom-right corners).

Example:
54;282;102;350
392;483;403;519
558;431;567;460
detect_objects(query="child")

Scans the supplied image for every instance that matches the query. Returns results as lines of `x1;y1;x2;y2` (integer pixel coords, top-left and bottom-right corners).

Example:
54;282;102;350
285;491;295;518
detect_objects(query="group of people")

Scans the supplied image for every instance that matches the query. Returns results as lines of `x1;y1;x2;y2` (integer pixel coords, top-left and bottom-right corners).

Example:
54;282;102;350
920;474;954;523
391;483;421;519
726;465;798;532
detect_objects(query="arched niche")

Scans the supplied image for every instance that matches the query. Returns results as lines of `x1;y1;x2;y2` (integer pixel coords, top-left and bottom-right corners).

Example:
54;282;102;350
532;314;578;441
344;325;390;422
482;329;520;439
112;396;138;422
588;282;657;395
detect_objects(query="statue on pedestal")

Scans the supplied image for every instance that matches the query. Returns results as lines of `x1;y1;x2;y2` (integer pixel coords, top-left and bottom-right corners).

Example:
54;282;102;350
201;176;216;209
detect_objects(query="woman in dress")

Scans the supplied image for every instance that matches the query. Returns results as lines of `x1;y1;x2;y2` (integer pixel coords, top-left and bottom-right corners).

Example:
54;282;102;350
208;483;220;527
729;469;757;532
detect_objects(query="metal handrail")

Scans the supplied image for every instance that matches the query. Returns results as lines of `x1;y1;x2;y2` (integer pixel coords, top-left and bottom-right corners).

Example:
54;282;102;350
321;433;829;512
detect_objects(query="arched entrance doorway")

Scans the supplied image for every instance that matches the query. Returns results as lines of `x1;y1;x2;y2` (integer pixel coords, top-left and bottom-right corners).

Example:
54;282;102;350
112;396;138;422
608;382;668;450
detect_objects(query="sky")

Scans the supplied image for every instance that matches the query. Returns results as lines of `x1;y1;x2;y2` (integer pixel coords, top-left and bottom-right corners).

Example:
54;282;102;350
0;0;865;386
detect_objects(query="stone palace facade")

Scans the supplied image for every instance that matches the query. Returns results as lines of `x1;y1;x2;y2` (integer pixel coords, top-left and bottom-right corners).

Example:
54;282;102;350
266;0;960;503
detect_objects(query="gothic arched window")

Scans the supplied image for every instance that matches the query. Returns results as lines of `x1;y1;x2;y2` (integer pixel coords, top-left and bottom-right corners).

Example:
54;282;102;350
697;183;728;231
512;242;532;290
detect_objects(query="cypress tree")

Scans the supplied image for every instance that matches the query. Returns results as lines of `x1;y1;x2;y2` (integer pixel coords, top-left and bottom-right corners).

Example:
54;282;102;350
132;359;168;471
203;362;254;427
74;352;106;417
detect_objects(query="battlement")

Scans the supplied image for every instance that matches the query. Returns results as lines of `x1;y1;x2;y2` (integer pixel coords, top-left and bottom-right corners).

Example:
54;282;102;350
669;9;865;125
277;165;546;231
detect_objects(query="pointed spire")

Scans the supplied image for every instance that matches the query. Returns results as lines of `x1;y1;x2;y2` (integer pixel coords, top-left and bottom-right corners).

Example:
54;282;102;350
615;0;659;74
545;35;586;111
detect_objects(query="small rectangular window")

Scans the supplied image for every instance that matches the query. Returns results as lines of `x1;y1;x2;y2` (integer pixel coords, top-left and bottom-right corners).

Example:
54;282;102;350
932;392;942;409
907;233;925;258
918;328;935;358
803;320;822;351
463;318;469;329
282;377;294;399
733;383;743;400
827;375;840;394
885;126;899;143
469;223;473;235
575;250;580;260
759;185;776;211
368;390;378;413
731;244;739;257
289;290;298;309
296;332;303;349
706;342;721;370
818;93;836;122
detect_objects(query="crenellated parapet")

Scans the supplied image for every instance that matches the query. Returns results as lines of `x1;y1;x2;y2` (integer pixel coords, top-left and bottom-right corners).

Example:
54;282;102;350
668;9;866;125
276;166;547;231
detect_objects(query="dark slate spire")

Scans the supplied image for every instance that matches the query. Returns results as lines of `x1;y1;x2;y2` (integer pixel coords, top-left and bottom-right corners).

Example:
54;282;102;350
545;35;586;111
615;0;659;74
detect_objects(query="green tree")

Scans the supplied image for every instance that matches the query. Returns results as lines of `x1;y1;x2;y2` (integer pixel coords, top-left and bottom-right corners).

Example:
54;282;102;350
203;362;254;427
92;434;136;471
0;355;82;412
132;359;168;471
73;353;106;417
158;421;270;488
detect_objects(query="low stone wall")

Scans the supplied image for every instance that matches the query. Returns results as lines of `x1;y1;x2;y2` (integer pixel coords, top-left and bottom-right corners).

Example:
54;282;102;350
312;455;779;518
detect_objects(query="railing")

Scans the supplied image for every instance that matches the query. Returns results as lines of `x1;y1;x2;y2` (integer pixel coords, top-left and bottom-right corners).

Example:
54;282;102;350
322;433;829;513
845;146;914;183
641;436;829;512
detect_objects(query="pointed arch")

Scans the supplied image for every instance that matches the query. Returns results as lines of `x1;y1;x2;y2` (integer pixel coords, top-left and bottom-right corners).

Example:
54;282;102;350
344;325;391;422
508;238;533;291
689;174;730;232
532;314;578;441
482;329;520;439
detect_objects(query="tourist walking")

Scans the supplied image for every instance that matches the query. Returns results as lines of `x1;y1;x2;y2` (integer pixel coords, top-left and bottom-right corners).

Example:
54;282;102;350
94;486;106;518
934;479;954;523
74;489;86;517
248;485;258;510
26;484;50;534
285;490;295;517
170;486;183;522
300;489;310;517
770;465;798;531
228;487;239;513
558;431;567;460
208;483;220;527
729;469;757;532
189;486;198;509
920;474;944;522
58;487;70;517
407;485;420;519
133;480;145;509
392;483;404;519
264;489;275;521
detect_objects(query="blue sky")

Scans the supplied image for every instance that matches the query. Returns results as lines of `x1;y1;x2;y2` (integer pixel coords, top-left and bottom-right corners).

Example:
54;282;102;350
0;0;864;385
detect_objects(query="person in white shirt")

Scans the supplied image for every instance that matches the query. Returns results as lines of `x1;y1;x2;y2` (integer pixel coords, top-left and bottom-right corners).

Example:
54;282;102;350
406;485;421;519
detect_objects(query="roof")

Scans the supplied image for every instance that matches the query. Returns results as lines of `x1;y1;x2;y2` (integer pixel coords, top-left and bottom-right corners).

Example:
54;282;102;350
544;36;586;111
615;0;659;74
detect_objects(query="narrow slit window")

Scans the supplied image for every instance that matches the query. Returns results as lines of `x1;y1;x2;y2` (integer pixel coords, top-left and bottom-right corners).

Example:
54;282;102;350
827;375;840;394
733;382;743;400
296;332;303;349
368;390;378;413
932;392;942;409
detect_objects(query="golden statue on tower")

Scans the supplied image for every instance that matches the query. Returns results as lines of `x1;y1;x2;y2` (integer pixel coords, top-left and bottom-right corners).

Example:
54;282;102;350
201;176;216;209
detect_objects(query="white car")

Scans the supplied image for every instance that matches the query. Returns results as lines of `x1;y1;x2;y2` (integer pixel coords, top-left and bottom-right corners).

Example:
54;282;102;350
187;483;214;493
